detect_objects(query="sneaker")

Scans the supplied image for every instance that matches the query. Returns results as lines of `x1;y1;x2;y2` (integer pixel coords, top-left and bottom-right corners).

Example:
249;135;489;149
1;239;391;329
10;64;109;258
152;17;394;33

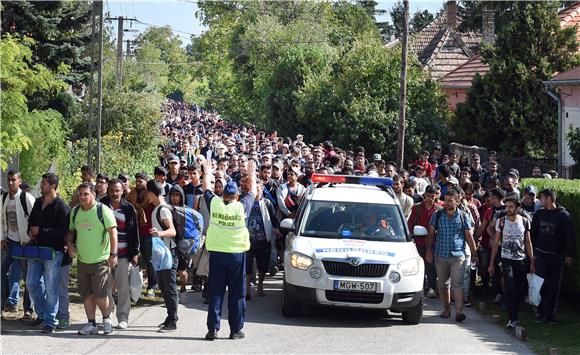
464;300;473;308
506;320;518;329
493;293;503;304
269;265;278;277
147;288;156;297
205;329;218;340
191;283;202;292
180;285;187;293
78;322;99;335
455;313;467;323
103;318;114;335
427;288;437;299
229;330;245;340
41;325;54;334
158;323;177;333
56;318;69;330
116;321;128;329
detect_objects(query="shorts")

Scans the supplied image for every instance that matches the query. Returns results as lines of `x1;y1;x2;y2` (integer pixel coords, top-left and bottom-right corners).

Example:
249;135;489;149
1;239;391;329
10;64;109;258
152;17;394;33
246;242;270;275
177;254;190;272
435;255;466;290
77;260;111;300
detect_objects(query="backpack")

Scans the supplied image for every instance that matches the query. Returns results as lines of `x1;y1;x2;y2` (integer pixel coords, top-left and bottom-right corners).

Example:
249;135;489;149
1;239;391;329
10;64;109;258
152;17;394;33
498;214;530;235
72;202;107;245
157;205;203;257
2;192;30;218
433;209;469;234
413;203;442;230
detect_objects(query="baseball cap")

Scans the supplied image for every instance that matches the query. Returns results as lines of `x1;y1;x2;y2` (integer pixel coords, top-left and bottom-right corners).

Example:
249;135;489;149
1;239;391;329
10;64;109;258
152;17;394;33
372;153;382;161
217;143;227;150
448;176;459;185
296;134;304;139
288;166;302;177
168;154;179;163
524;185;537;195
224;180;239;196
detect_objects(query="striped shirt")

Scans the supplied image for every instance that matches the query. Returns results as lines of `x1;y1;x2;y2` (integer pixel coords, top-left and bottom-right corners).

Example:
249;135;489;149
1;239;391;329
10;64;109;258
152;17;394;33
113;208;128;258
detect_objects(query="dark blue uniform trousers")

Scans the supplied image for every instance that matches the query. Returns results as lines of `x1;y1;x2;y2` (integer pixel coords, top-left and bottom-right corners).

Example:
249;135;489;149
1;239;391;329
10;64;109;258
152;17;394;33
207;251;246;332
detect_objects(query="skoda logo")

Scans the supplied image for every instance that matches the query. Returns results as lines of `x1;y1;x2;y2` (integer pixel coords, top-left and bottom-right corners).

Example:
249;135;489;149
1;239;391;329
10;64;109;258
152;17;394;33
350;257;361;267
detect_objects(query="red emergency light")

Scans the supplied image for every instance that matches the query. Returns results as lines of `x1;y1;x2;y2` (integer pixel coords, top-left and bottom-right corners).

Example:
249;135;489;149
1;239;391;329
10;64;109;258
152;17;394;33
311;174;393;186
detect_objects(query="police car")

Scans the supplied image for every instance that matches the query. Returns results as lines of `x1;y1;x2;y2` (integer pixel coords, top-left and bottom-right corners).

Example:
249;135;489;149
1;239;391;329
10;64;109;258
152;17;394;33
280;174;427;324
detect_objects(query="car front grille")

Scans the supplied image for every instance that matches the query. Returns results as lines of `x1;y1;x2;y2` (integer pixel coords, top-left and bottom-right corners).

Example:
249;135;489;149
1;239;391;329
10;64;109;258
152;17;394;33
322;260;389;277
325;290;384;304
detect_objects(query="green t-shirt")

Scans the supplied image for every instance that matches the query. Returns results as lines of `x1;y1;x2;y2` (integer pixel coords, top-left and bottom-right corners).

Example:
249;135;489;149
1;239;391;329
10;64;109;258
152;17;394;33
69;203;117;264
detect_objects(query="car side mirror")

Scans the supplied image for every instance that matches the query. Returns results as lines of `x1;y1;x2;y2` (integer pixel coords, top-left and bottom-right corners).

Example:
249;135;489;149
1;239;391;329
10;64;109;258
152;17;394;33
280;218;295;232
413;225;428;237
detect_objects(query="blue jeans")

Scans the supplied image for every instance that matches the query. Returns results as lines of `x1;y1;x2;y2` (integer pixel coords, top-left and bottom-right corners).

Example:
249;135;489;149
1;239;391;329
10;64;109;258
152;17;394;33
26;252;63;328
1;239;32;311
57;264;70;321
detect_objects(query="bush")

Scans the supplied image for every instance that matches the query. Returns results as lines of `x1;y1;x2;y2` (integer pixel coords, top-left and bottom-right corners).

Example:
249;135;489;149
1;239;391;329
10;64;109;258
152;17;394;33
522;178;580;295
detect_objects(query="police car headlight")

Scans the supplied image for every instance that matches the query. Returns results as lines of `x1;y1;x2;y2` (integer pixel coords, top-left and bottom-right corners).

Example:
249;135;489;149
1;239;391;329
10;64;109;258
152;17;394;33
398;258;420;276
290;252;313;270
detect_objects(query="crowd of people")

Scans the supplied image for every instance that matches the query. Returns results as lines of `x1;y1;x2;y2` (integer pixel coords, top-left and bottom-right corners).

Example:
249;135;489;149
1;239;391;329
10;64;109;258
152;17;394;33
0;98;575;338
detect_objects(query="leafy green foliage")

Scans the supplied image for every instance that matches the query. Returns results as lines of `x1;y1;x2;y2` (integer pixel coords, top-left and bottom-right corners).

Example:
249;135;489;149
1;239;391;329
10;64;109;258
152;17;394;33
454;2;578;158
567;124;580;167
521;178;580;295
195;0;450;159
1;1;92;85
0;35;67;170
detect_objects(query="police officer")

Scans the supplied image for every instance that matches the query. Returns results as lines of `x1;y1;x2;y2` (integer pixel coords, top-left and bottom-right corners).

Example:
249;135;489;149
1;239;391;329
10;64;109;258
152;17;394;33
202;159;257;340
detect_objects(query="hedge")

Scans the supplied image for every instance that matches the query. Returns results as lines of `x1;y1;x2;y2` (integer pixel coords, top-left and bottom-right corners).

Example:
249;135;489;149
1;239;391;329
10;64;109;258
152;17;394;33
521;178;580;295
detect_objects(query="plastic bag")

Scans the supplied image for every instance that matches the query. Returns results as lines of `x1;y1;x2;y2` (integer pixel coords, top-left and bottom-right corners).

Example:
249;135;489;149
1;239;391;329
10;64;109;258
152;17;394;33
527;273;544;306
151;237;172;271
129;264;143;302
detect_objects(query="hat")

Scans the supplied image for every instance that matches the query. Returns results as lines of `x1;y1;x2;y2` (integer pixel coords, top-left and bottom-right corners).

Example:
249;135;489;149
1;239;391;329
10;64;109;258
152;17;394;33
168;154;179;163
296;134;304;139
272;161;283;169
433;144;442;151
180;156;187;162
217;143;227;150
372;153;382;161
448;176;459;185
223;180;239;196
524;185;537;195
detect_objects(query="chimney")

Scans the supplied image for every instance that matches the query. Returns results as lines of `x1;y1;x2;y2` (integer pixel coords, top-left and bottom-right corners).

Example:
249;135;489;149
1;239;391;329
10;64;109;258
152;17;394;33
482;8;495;44
446;1;457;28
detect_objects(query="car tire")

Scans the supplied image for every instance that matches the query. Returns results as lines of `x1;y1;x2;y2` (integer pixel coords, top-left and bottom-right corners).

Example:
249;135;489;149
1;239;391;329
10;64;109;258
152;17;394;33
401;295;423;324
281;281;302;317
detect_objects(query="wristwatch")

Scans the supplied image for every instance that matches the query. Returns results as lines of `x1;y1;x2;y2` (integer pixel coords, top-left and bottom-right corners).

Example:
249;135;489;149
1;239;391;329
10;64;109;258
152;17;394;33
110;253;118;257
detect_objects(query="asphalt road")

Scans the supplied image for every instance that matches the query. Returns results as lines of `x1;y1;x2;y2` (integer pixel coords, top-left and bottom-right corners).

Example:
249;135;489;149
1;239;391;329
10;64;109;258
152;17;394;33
1;275;533;354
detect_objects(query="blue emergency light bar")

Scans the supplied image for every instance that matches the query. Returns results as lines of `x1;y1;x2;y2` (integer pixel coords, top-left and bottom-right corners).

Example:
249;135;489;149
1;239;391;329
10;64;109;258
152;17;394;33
311;174;393;186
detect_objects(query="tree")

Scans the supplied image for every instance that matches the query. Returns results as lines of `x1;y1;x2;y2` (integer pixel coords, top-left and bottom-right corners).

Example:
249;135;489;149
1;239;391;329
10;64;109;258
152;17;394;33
568;125;580;167
454;1;578;158
1;1;92;85
0;35;67;169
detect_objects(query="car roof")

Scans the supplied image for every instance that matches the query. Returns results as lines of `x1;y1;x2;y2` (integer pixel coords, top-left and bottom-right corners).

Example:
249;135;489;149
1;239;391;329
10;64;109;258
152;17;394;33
308;183;399;205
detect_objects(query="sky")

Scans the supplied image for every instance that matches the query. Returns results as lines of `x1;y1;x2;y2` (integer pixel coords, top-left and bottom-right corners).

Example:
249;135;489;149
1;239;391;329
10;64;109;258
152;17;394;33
106;0;446;46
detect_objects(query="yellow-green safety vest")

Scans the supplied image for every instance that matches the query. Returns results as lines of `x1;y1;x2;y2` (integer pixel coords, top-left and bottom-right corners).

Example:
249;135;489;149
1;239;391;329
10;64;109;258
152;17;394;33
206;197;250;253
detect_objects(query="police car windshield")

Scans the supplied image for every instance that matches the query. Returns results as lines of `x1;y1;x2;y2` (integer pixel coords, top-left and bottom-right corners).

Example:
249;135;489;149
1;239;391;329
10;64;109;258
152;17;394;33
300;201;407;242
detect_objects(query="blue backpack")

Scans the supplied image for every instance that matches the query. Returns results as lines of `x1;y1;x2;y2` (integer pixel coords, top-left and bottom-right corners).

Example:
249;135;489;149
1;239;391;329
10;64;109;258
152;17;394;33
157;205;203;257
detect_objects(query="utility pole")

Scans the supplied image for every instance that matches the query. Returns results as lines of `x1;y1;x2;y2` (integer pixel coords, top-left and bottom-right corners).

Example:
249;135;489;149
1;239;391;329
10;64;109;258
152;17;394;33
116;16;124;84
396;0;409;169
105;16;137;84
87;1;98;165
96;0;104;174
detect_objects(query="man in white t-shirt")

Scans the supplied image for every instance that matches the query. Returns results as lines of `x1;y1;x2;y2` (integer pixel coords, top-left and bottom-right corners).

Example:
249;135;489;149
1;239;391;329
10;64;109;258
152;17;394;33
488;196;534;329
1;170;35;314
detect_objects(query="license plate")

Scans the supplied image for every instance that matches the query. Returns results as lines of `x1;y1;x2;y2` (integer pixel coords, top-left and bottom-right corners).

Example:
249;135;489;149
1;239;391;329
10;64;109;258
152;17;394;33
333;280;377;292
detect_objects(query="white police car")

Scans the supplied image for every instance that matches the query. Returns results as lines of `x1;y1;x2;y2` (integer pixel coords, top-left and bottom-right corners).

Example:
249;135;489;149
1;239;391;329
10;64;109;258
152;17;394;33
280;174;427;324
